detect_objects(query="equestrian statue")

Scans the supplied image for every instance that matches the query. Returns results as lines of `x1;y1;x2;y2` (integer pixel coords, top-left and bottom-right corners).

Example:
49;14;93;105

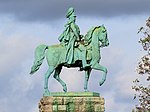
30;7;109;95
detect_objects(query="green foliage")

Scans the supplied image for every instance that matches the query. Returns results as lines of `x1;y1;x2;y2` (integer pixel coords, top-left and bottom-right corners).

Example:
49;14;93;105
132;17;150;111
138;17;150;54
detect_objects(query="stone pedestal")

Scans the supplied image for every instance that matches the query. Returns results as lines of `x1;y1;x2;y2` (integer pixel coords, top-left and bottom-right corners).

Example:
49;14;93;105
39;92;105;112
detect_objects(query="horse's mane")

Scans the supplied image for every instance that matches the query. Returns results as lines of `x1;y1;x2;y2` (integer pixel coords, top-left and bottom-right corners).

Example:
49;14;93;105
84;26;97;46
84;26;102;62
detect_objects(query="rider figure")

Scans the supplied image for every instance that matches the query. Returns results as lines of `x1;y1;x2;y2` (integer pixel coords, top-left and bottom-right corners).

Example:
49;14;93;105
58;7;90;69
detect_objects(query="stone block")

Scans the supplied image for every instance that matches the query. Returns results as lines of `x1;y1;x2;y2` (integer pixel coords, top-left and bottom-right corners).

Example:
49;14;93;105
39;92;105;112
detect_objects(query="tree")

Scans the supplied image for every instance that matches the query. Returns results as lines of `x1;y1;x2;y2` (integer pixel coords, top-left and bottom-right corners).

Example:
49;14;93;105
132;17;150;111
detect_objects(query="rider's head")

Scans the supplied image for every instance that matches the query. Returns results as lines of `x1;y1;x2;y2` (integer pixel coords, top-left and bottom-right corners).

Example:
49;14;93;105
66;7;76;18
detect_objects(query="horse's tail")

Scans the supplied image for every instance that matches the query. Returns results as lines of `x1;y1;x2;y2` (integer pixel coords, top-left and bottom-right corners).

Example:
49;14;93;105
30;44;48;75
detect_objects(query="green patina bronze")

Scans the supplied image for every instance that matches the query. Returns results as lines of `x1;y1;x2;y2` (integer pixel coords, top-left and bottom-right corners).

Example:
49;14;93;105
44;92;99;97
30;7;109;95
59;7;90;68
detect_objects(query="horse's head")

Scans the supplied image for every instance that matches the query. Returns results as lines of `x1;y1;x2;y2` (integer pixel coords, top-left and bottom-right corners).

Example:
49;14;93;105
84;25;109;47
98;25;109;47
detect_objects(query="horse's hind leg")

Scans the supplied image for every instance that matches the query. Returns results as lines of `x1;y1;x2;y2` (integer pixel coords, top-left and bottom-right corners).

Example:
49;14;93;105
44;66;54;95
53;66;67;92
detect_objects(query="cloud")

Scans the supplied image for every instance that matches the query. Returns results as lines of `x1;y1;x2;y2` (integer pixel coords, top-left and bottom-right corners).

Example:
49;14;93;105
0;17;53;112
0;0;149;22
0;36;38;112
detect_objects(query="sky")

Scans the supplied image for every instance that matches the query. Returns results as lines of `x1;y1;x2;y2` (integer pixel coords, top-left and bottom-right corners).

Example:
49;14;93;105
0;0;150;112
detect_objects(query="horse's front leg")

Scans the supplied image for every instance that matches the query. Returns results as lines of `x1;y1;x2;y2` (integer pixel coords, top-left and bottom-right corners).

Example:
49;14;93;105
92;63;107;86
84;68;92;92
99;65;107;86
44;66;54;96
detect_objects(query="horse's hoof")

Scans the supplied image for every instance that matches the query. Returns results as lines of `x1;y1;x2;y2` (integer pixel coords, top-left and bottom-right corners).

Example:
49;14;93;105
99;81;104;86
84;89;89;92
63;89;67;92
44;89;50;96
99;78;106;86
63;87;67;92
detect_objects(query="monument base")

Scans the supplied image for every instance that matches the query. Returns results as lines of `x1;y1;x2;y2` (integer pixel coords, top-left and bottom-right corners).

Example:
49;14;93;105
39;92;105;112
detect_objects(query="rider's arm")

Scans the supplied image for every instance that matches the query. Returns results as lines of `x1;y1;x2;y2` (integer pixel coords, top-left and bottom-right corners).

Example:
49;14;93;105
70;23;80;41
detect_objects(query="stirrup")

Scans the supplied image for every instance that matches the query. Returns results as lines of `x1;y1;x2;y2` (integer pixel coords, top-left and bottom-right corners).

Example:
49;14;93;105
81;64;91;70
79;67;84;71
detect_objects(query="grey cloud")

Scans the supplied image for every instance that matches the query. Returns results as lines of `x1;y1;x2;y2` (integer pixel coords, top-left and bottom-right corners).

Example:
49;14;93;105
0;0;149;22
